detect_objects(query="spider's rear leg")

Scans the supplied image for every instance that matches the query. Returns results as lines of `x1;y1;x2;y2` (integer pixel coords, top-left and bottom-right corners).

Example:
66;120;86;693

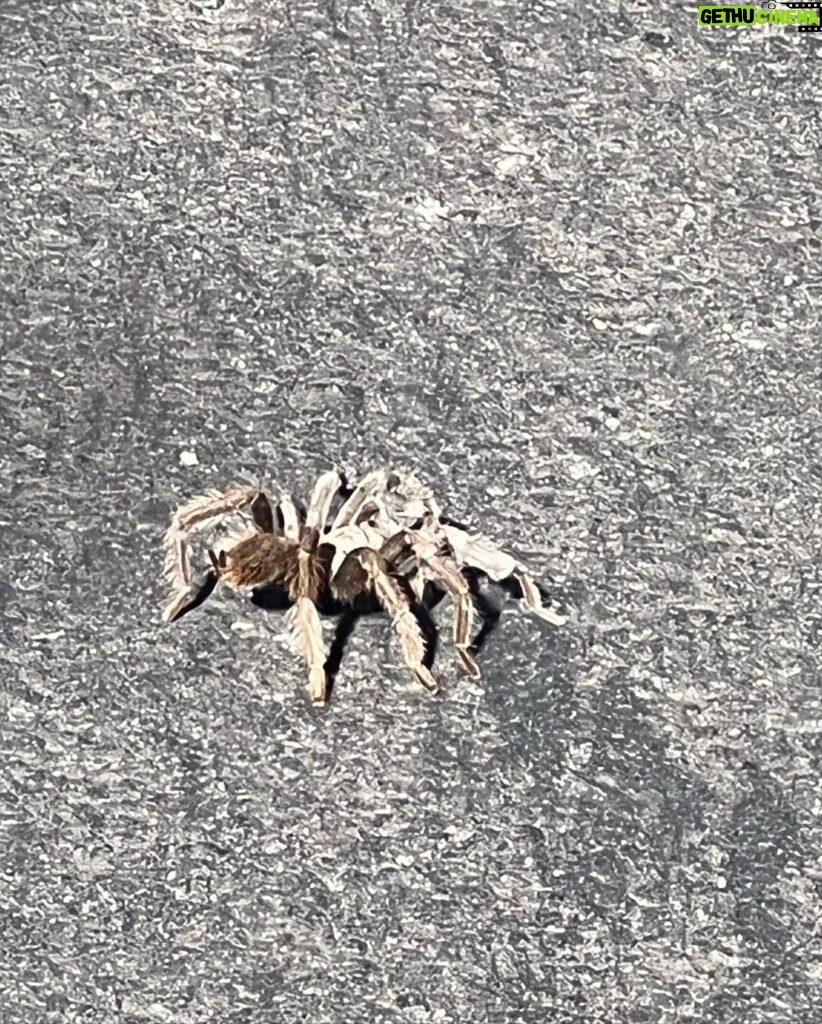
287;597;328;706
442;525;567;627
332;547;438;694
279;495;302;543
418;551;481;679
250;492;276;534
217;526;329;705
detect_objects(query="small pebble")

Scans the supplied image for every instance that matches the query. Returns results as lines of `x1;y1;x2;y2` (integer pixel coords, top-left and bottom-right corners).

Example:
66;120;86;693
568;459;594;481
741;337;767;351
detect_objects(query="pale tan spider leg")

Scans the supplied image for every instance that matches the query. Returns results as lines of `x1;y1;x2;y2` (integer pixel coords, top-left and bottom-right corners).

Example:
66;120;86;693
305;469;343;533
512;571;567;626
163;582;196;626
387;475;443;523
162;484;260;622
356;549;438;694
286;596;328;706
419;551;481;679
442;524;567;626
374;527;479;676
162;571;219;624
330;470;388;531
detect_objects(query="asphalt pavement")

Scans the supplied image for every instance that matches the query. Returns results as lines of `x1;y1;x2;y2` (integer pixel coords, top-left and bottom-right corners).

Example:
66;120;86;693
1;3;821;1022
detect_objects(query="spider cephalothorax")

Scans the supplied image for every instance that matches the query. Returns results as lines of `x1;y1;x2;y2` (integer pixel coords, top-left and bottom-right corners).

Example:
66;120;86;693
162;468;566;705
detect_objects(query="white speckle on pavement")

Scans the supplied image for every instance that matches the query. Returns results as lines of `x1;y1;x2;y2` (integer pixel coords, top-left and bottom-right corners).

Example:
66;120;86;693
179;449;199;467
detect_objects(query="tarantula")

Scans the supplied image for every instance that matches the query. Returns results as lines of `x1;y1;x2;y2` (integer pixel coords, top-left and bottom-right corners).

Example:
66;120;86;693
162;469;566;705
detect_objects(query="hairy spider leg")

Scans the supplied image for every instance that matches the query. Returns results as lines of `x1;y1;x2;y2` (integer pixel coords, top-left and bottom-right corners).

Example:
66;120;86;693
162;483;260;622
272;491;331;703
372;521;481;679
442;524;567;626
287;597;328;706
278;495;302;543
330;469;389;532
414;546;480;678
305;469;344;534
333;546;438;694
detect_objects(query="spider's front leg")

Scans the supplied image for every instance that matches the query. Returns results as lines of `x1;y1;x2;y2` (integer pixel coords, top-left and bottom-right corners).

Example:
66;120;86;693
332;545;438;695
286;596;328;706
442;524;567;626
162;483;262;622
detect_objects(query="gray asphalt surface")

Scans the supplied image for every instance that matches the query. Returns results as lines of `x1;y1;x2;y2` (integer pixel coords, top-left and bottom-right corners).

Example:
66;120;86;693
1;3;821;1023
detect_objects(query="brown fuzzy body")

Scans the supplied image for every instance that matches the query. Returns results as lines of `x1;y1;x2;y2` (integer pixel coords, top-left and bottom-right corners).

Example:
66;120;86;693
222;534;325;602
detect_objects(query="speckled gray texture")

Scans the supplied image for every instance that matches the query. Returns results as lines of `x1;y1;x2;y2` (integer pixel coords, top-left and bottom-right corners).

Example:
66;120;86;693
1;2;821;1022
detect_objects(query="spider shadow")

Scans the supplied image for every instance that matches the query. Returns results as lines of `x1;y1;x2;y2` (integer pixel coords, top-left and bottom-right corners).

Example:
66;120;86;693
248;568;550;702
458;568;560;661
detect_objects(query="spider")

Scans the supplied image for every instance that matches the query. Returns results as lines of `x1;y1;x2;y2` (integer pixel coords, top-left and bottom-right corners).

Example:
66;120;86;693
161;469;566;705
162;469;438;705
